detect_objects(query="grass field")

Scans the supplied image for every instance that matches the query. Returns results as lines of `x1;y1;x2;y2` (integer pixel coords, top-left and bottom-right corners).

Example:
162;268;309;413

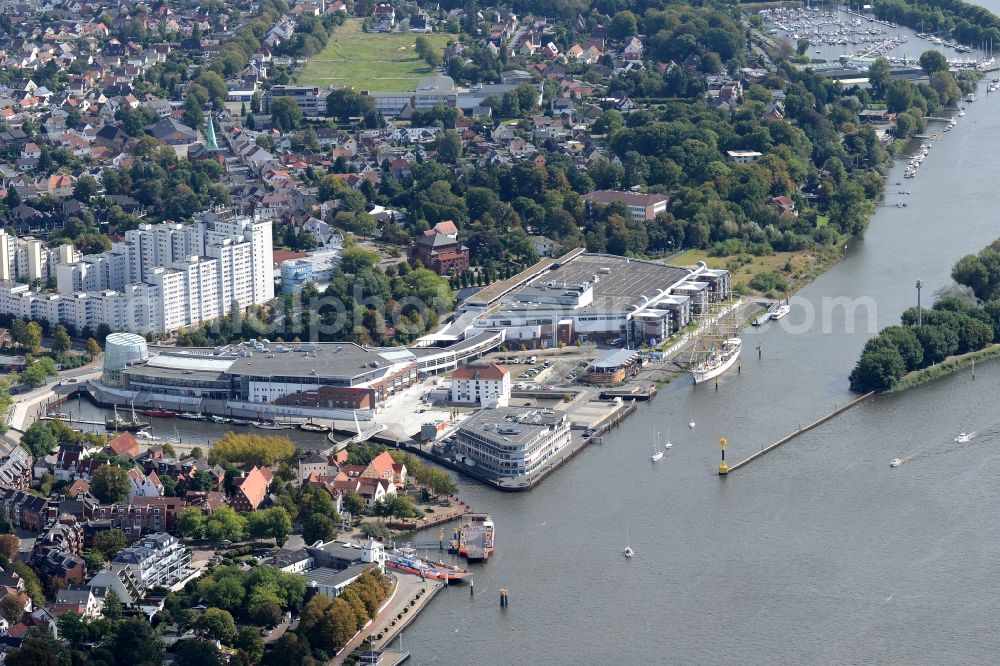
669;248;837;295
297;20;453;92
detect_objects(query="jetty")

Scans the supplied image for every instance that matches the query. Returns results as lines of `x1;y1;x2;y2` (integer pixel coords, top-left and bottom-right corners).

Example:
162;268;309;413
724;392;875;473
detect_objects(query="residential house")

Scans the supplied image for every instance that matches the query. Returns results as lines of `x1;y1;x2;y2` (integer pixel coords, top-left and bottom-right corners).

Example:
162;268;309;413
0;447;32;490
126;467;163;501
231;466;273;512
766;196;797;217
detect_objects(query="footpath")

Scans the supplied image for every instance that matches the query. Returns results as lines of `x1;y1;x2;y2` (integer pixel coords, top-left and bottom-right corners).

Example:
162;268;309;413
332;572;443;665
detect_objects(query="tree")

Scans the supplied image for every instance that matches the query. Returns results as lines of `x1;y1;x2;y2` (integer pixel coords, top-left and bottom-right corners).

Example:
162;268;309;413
919;49;949;75
16;321;42;352
849;344;905;392
20;422;58;458
236;626;265;664
11;562;43;605
94;528;127;559
5;635;64;666
208;432;295;467
271;97;303;132
102;590;123;622
91;465;129;504
197;608;238;644
325;88;375;121
86;337;102;357
205;507;247;542
609;11;637;41
342;490;365;516
175;639;223;666
176;507;207;538
796;38;810;56
339;246;380;274
247;507;292;545
51;325;71;353
183;96;204;131
0;533;20;561
73;175;98;203
107;617;164;665
303;512;337;545
436;129;462;164
0;593;24;624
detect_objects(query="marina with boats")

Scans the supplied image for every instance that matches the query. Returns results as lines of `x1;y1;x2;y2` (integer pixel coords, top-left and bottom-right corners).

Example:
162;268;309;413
762;6;994;68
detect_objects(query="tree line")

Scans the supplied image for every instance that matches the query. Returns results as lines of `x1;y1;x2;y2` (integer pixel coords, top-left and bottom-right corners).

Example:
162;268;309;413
850;239;1000;392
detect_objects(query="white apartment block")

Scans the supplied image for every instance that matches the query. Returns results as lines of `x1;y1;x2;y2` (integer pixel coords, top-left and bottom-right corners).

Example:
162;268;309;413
0;211;274;335
0;230;78;283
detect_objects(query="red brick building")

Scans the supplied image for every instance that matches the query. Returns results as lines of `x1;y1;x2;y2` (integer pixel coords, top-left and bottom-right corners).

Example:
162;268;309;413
409;232;470;275
231;467;273;512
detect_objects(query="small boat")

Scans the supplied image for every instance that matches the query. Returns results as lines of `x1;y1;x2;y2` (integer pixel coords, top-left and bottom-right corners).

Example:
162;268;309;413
689;421;696;429
210;415;232;424
624;521;634;558
230;418;252;426
770;303;791;320
178;412;206;421
48;411;69;419
254;421;285;430
890;458;903;467
651;430;664;462
144;408;177;418
300;422;332;433
955;432;972;443
134;429;160;441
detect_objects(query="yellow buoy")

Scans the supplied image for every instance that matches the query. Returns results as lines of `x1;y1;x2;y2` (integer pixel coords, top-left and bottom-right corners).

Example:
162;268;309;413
718;437;729;475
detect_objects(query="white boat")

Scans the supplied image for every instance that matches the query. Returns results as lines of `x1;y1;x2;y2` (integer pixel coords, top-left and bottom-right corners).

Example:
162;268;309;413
624;521;634;558
890;458;903;467
651;431;664;462
955;432;972;443
134;429;160;441
690;338;742;384
689;421;696;429
770;304;791;320
664;440;672;449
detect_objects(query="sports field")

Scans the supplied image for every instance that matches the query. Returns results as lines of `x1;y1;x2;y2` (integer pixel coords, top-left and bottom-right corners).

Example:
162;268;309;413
297;19;453;92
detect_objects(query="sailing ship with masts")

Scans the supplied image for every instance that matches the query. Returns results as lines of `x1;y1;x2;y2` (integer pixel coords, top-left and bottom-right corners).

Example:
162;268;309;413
688;307;742;384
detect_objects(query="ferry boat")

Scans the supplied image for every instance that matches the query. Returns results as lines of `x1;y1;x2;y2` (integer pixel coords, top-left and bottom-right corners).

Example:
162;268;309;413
178;412;207;421
144;408;177;418
690;338;742;384
457;514;495;562
386;549;472;584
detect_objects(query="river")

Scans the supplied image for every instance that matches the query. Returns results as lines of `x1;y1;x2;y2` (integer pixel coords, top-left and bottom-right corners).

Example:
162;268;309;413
394;18;1000;666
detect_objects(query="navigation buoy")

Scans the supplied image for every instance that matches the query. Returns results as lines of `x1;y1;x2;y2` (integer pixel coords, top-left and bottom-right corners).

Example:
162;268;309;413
719;437;729;476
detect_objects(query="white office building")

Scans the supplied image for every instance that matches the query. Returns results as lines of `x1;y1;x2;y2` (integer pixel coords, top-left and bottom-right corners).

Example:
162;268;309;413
451;363;511;407
455;408;571;479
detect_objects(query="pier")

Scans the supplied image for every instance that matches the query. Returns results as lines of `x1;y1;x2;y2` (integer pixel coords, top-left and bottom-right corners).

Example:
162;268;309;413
725;392;875;473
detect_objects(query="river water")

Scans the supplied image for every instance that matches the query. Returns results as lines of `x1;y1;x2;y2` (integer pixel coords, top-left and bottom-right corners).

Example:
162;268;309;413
395;24;1000;666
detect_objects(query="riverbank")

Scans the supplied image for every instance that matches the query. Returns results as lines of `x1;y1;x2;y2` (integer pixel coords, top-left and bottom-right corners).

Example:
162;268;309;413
888;344;1000;393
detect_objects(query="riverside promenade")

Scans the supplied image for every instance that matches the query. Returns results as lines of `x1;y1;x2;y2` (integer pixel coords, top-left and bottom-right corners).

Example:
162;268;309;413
332;573;443;665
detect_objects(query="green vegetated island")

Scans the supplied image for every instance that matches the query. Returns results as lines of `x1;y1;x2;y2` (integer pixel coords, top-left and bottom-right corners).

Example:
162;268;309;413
850;239;1000;393
297;18;453;91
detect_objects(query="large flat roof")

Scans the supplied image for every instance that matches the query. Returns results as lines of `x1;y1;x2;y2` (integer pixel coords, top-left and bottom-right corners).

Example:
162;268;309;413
489;254;691;316
459;407;565;448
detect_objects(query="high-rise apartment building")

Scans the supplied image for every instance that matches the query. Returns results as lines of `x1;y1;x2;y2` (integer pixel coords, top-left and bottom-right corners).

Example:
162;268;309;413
0;211;274;335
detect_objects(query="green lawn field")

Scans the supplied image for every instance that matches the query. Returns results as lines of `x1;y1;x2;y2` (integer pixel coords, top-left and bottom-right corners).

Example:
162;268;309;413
297;19;453;92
